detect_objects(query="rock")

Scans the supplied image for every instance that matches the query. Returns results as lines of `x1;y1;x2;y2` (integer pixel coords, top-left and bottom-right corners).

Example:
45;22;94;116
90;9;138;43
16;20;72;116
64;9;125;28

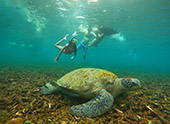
11;82;17;86
7;89;14;92
61;121;67;124
15;112;23;116
47;119;52;122
37;119;43;124
5;117;23;124
22;97;30;102
24;120;35;124
0;98;12;105
21;90;28;93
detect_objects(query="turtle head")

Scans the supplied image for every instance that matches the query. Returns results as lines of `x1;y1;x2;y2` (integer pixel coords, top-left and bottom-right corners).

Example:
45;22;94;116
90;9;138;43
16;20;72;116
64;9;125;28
121;77;141;91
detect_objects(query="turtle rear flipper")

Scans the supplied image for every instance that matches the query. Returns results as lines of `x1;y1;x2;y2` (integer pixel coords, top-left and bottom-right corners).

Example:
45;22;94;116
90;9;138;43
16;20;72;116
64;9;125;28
69;89;114;117
41;82;59;94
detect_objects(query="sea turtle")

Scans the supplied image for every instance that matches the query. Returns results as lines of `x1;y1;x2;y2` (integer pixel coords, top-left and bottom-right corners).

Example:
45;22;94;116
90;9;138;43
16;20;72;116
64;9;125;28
41;68;141;117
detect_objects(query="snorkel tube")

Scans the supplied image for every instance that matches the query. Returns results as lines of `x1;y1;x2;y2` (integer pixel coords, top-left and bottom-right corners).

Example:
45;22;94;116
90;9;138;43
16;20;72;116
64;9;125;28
69;34;78;41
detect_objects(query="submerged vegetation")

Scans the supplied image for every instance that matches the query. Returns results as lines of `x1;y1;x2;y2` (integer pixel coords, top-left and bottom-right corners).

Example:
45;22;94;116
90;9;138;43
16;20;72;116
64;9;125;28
0;65;170;124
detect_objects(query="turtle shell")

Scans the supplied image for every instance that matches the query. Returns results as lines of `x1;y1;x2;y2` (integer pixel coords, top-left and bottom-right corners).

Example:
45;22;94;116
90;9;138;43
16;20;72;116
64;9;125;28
56;68;117;96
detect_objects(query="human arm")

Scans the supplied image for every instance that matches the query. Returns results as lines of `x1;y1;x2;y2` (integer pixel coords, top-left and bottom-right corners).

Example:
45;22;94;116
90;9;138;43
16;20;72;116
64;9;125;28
90;31;97;37
88;38;96;47
72;31;77;36
98;33;104;38
88;33;104;47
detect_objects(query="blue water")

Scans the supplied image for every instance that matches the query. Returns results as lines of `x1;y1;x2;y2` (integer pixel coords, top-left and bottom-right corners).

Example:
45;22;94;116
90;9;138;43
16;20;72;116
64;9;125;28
0;0;170;72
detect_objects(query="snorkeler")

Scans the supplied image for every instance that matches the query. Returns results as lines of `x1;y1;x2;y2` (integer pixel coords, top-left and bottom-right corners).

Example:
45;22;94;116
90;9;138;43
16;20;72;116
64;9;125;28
55;32;78;63
89;26;118;47
77;25;96;64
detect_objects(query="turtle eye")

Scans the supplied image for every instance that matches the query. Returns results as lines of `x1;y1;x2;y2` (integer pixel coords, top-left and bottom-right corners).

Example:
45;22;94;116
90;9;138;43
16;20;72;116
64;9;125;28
132;81;136;85
132;81;139;87
122;78;141;90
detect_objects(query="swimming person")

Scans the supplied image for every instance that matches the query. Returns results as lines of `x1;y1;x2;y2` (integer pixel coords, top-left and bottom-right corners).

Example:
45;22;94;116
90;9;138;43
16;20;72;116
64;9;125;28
89;26;118;47
55;32;78;63
77;25;96;64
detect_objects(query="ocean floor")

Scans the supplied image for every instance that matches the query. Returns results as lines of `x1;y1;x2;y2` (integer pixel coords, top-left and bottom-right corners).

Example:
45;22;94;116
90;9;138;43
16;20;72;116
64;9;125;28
0;65;170;124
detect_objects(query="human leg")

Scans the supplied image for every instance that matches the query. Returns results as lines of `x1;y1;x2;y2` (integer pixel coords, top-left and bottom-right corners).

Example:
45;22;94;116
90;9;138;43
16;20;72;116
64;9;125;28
55;45;64;50
55;48;64;63
83;48;87;64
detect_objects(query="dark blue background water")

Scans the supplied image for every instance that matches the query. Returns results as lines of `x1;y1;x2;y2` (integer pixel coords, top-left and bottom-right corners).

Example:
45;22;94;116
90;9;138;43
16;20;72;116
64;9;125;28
0;0;170;72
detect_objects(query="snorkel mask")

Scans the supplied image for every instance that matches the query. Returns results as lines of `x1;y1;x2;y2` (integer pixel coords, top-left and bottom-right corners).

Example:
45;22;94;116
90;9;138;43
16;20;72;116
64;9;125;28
69;34;78;44
69;34;78;41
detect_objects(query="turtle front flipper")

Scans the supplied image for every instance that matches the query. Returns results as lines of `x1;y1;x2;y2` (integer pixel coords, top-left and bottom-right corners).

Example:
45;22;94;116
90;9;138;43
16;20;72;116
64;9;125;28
69;89;114;117
41;82;59;94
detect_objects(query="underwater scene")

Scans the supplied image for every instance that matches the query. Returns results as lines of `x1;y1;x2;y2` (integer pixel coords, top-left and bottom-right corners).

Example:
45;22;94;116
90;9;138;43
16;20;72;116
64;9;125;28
0;0;170;123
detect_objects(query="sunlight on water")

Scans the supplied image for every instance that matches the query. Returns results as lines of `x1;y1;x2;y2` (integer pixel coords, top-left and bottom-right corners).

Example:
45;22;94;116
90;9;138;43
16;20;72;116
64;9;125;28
24;6;47;32
0;0;170;71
